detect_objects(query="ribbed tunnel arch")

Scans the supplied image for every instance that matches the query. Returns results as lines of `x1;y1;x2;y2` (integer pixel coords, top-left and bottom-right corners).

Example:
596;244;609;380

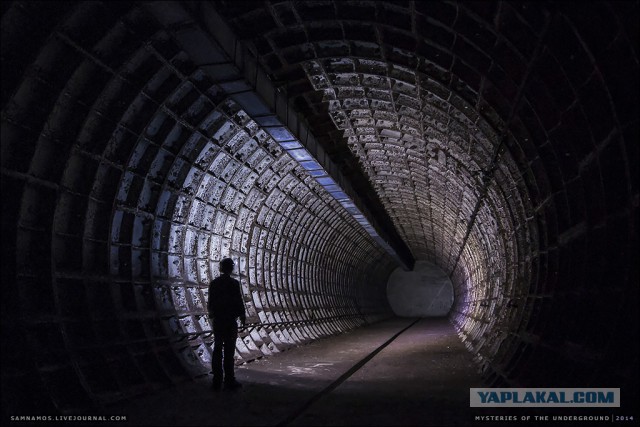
211;0;638;392
1;1;399;412
1;0;638;416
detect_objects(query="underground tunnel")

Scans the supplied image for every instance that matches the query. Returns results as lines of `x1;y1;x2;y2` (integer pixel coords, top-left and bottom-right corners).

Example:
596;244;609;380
1;0;638;423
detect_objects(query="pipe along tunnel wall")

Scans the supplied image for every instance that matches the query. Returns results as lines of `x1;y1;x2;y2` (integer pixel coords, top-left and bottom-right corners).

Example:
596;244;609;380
1;0;638;415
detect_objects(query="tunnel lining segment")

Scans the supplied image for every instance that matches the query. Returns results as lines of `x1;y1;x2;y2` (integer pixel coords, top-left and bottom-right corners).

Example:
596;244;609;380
1;0;397;412
145;0;414;270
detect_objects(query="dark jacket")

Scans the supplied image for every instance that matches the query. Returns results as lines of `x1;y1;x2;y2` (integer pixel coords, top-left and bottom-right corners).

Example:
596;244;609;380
208;274;245;324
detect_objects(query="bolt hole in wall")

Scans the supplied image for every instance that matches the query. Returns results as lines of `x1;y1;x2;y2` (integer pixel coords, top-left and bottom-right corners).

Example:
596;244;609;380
387;260;454;317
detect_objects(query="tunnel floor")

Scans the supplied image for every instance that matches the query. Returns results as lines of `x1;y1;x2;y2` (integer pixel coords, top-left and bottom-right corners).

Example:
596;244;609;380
107;317;482;426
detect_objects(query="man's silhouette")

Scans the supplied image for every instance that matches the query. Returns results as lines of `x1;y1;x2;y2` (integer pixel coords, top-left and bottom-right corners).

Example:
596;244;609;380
208;258;246;391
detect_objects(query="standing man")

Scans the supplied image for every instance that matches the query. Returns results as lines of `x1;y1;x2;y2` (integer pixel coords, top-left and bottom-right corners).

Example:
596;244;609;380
208;257;246;391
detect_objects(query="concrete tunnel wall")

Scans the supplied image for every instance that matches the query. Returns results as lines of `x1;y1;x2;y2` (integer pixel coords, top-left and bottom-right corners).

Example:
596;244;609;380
1;0;638;415
1;1;399;412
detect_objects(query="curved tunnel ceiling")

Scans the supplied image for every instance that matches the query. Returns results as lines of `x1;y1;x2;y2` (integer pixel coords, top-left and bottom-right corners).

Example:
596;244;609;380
213;0;638;390
1;0;638;415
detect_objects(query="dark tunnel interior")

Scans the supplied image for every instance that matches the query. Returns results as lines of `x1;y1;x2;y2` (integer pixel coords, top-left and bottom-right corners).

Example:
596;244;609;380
1;0;638;416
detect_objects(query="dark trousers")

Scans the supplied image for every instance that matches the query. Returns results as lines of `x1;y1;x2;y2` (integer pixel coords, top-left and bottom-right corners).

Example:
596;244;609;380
212;320;238;383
